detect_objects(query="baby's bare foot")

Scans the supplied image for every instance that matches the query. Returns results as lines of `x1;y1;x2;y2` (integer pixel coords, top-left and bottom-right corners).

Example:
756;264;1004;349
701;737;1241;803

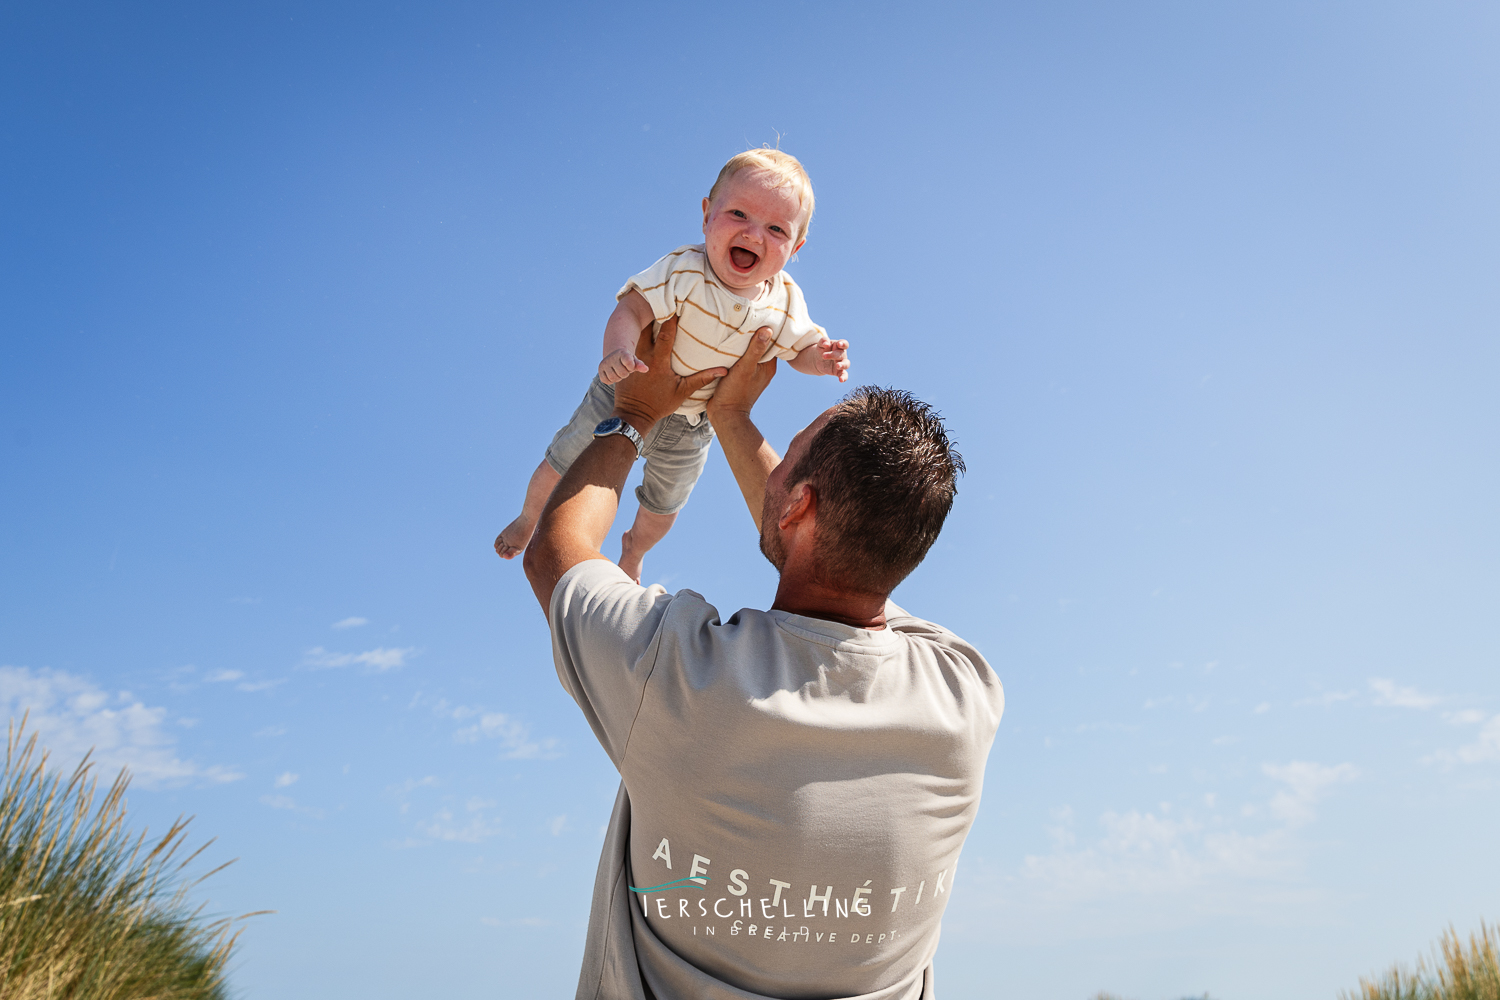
617;529;645;584
494;515;536;560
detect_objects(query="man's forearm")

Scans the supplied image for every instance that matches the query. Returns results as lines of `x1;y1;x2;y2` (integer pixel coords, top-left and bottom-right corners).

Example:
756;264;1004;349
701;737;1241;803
522;434;638;616
711;411;780;531
521;315;725;617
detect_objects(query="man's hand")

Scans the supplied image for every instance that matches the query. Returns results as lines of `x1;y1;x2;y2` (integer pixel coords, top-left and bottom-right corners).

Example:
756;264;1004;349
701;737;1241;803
612;316;725;434
598;349;648;385
706;327;778;424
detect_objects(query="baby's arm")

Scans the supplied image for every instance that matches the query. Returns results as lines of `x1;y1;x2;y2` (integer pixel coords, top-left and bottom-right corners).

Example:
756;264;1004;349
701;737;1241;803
789;337;851;382
599;290;658;384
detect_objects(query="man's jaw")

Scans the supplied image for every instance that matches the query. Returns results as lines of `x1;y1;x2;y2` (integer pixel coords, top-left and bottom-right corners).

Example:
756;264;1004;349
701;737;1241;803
758;503;785;571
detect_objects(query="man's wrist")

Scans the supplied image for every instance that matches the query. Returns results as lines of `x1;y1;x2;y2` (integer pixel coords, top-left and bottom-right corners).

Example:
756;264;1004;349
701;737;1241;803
609;409;659;439
704;403;751;429
593;414;647;456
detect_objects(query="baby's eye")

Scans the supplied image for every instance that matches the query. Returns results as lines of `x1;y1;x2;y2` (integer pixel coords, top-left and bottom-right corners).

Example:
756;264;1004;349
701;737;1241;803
731;209;747;219
769;225;786;235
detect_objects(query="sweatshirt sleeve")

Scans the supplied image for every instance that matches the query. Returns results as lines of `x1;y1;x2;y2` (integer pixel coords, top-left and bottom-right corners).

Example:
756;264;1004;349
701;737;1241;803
549;559;676;768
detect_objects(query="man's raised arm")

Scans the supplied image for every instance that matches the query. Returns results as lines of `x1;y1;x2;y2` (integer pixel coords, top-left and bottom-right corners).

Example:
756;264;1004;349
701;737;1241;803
522;319;724;617
705;328;782;531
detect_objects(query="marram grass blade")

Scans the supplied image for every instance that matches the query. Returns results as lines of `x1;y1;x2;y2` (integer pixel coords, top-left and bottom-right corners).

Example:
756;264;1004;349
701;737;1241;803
0;714;259;1000
1343;922;1500;1000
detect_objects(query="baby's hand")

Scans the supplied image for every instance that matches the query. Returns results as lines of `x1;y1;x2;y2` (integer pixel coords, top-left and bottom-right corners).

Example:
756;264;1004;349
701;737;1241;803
815;338;851;382
599;349;649;385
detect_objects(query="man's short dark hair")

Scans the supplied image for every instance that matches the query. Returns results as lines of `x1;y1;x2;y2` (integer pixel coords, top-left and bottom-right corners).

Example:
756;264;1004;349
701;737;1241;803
787;386;964;594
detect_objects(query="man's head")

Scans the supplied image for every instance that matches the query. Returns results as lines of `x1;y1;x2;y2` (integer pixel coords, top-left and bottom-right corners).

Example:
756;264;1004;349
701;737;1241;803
760;387;964;596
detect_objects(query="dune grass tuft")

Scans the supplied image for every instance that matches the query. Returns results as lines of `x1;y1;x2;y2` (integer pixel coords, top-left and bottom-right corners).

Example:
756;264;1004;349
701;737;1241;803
1343;922;1500;1000
0;717;263;999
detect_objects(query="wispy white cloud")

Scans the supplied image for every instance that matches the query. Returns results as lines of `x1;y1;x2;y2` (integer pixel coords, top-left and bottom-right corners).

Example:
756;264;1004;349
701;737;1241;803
1018;806;1295;904
1141;694;1211;712
387;776;439;795
332;617;369;630
1369;678;1441;709
1454;717;1500;763
303;646;414;673
0;665;242;788
384;775;440;816
1293;690;1358;707
274;771;298;788
203;668;283;693
1012;758;1357;911
1444;709;1486;726
1427;715;1500;766
453;712;560;759
418;797;504;843
254;725;287;738
260;793;323;819
482;916;550;927
549;814;568;836
1263;760;1358;826
417;697;561;760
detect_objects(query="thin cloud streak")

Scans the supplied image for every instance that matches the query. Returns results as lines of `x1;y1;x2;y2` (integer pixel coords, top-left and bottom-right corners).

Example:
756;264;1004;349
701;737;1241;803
303;646;415;673
1369;678;1441;709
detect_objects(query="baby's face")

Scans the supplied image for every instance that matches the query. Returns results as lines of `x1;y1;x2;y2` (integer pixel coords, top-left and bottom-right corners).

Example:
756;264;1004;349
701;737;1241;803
701;169;808;294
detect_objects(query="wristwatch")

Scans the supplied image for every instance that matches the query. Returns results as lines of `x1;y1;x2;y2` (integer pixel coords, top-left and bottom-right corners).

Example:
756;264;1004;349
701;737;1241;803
593;416;645;457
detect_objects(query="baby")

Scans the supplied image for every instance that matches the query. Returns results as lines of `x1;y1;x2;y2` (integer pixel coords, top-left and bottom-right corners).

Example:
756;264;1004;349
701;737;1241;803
494;149;850;581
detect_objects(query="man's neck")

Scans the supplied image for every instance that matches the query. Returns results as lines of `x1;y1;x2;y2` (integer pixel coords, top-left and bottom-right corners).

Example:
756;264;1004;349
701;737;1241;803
771;569;889;630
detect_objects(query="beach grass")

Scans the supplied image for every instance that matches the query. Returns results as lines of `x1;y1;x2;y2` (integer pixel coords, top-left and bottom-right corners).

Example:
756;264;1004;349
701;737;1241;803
0;717;261;999
1341;922;1500;1000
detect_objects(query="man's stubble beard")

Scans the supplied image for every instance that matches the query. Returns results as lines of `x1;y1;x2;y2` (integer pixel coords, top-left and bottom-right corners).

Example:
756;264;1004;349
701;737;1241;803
758;492;785;571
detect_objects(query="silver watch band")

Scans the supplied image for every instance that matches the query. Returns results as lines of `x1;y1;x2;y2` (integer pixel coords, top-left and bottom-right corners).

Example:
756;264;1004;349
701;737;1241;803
594;417;645;456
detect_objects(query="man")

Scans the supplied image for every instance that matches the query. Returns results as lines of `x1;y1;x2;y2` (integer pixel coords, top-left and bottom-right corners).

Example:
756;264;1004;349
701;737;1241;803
523;319;1003;1000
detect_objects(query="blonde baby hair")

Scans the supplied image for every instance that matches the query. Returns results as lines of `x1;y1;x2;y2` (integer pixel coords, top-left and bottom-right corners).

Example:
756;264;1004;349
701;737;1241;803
707;148;815;241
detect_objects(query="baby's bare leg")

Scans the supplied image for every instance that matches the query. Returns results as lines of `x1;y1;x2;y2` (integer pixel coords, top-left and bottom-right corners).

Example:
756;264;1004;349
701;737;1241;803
495;459;563;560
618;507;677;584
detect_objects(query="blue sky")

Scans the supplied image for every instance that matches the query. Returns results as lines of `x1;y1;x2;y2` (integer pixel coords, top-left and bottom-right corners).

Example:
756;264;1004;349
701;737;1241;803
2;3;1497;998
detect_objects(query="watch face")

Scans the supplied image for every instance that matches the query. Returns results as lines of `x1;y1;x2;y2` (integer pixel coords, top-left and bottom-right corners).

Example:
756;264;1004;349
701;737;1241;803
593;417;623;436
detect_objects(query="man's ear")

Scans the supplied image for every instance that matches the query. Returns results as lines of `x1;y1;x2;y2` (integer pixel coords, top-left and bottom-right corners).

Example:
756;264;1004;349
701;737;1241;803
702;196;711;231
778;482;816;531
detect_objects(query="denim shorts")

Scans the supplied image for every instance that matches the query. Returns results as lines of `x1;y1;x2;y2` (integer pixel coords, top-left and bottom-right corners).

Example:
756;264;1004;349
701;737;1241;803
543;376;716;516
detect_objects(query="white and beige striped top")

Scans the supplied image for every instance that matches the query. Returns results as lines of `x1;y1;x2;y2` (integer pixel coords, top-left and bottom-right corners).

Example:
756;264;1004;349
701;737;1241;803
617;245;825;421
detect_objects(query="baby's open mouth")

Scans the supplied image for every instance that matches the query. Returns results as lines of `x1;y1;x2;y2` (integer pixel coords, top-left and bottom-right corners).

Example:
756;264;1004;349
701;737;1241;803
729;247;759;271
